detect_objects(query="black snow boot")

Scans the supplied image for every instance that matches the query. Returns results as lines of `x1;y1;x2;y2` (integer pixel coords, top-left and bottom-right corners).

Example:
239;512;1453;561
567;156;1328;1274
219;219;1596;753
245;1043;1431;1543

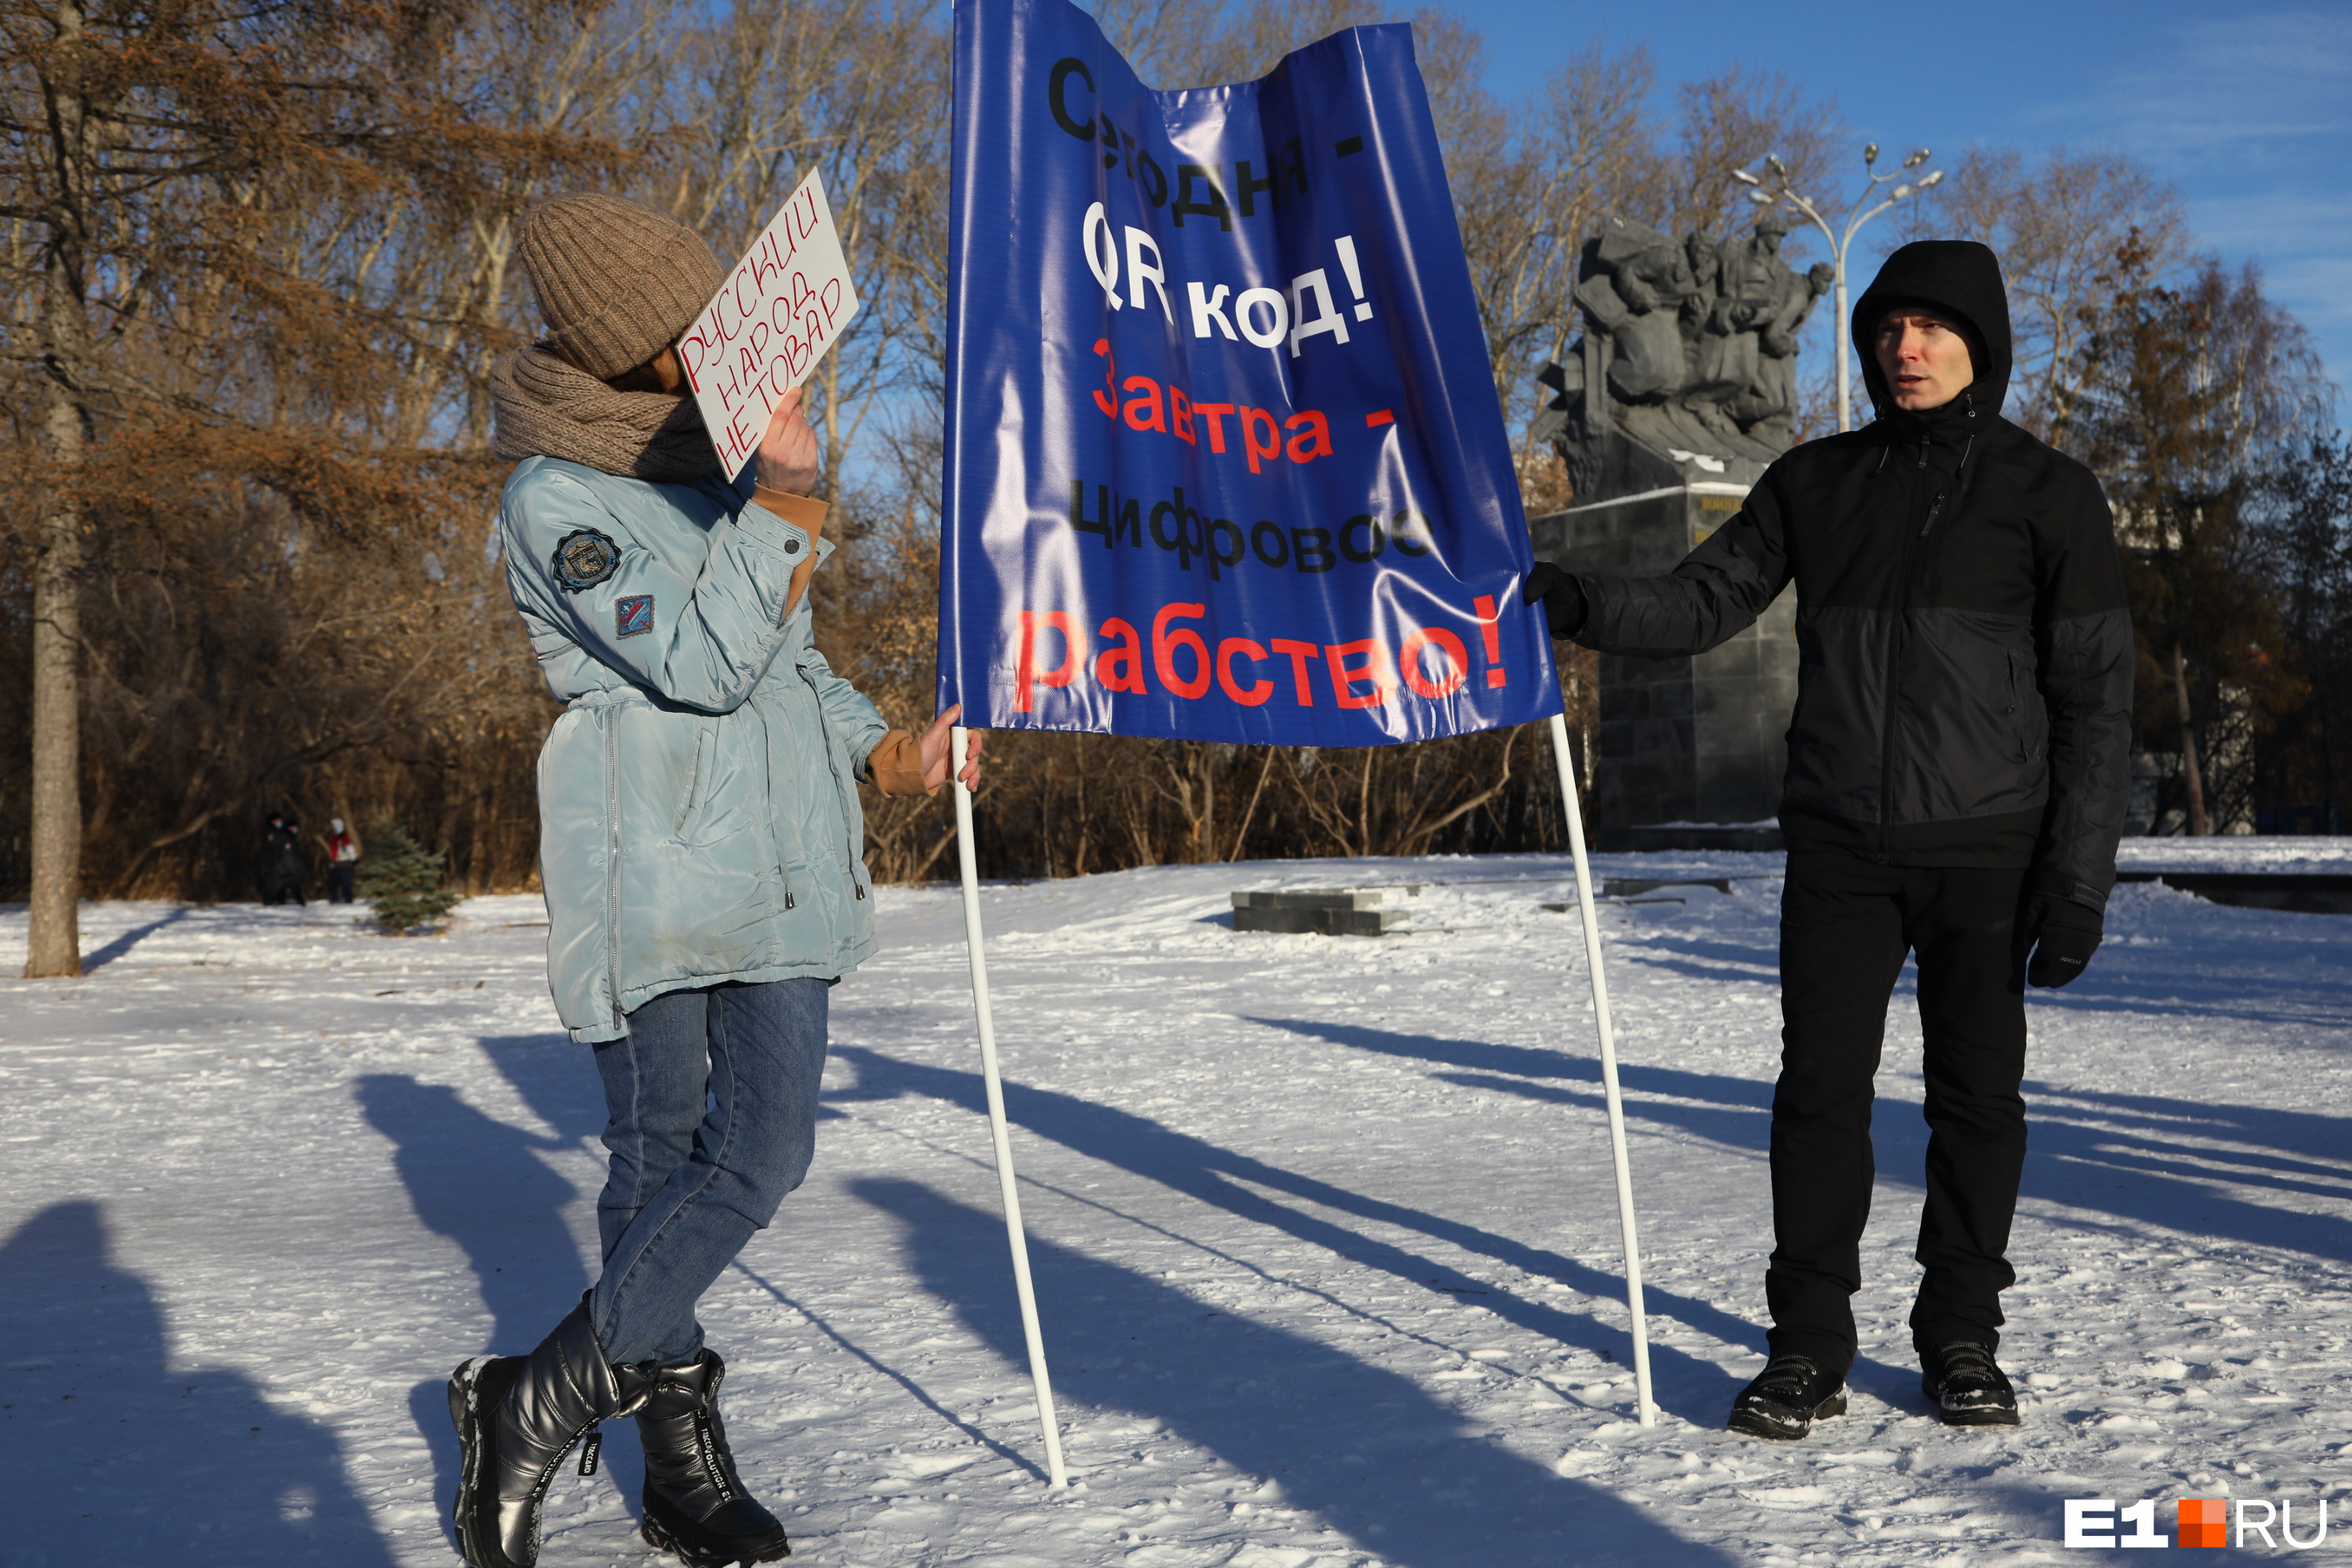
637;1350;790;1566
1728;1353;1848;1440
1922;1341;2020;1426
448;1296;652;1568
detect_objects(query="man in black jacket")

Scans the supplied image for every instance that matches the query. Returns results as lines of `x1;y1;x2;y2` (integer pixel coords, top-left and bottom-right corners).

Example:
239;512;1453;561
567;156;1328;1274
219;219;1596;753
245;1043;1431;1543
1527;240;2132;1438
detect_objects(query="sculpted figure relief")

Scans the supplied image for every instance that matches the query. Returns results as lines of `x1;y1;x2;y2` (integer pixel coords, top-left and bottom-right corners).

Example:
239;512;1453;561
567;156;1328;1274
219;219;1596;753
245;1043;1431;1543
1536;211;1833;493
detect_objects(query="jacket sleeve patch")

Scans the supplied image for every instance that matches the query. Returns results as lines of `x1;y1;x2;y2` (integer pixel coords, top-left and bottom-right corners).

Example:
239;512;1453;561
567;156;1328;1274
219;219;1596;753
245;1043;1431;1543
615;594;654;639
551;528;621;593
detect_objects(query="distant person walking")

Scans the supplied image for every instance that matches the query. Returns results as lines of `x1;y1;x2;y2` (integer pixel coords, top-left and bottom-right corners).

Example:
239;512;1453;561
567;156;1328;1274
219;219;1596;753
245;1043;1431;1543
444;193;978;1568
1528;241;2132;1439
323;818;361;904
258;814;307;906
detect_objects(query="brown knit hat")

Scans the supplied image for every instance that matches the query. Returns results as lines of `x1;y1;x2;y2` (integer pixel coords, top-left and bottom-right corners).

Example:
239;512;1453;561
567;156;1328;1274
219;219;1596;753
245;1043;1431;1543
514;194;725;380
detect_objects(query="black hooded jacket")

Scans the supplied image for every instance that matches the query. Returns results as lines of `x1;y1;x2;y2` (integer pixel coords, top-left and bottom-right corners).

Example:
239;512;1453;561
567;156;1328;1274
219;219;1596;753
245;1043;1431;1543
1567;241;2133;909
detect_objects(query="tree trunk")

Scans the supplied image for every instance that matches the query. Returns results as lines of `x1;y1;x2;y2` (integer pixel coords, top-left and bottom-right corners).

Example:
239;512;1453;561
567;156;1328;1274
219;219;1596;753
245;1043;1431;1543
25;478;83;976
2172;645;2209;837
24;0;93;977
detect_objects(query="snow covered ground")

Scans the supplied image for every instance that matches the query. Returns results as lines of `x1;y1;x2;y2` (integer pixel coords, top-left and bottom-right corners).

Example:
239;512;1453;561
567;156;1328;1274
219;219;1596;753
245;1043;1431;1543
3;844;2350;1566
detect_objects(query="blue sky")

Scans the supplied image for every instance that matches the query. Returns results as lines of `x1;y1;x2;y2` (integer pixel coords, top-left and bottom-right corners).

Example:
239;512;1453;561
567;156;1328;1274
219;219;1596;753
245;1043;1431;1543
1425;0;2352;410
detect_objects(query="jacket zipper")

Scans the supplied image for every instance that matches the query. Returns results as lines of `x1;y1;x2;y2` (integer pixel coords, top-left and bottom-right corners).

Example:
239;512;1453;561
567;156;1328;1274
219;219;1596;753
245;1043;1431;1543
1918;490;1947;537
604;708;625;1031
1876;480;1935;856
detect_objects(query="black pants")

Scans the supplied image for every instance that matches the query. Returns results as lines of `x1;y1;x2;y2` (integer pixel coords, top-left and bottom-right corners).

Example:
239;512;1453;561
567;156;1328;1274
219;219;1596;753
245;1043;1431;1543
327;866;356;903
1766;851;2028;1374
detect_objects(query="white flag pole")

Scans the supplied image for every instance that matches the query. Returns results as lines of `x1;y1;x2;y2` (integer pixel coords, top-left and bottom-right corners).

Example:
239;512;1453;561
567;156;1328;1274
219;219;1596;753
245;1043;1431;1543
1546;712;1656;1426
950;724;1069;1486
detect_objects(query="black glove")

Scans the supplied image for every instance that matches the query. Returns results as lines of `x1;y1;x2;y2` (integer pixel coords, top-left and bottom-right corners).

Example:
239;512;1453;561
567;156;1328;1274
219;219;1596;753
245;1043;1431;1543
1523;561;1589;640
2023;895;2103;989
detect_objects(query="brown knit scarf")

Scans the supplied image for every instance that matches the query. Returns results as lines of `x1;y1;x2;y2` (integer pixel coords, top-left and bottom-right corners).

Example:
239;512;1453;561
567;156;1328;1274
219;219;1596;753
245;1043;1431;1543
490;343;721;484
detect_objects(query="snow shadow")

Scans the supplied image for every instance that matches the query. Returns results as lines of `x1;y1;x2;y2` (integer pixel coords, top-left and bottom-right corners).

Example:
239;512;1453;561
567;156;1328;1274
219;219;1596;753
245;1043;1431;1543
358;1072;591;1534
78;906;192;971
1272;1014;2352;1283
1602;931;1783;988
854;1176;1739;1567
1250;1014;1778;1154
2024;1083;2352;1264
356;1073;590;1349
827;1044;1762;1423
729;1258;1036;1477
476;1030;612;1145
0;1201;395;1564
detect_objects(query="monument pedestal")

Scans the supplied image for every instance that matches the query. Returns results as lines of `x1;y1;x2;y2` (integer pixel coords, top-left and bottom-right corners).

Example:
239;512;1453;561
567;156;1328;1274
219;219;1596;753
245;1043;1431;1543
1530;475;1796;850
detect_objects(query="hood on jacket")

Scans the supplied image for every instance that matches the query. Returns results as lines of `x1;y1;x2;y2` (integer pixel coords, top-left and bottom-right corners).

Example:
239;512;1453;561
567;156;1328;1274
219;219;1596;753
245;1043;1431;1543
1853;239;2013;420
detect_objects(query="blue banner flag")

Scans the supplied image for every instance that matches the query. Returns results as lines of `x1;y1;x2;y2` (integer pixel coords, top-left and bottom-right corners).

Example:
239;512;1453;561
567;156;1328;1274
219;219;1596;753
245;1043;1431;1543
939;0;1557;745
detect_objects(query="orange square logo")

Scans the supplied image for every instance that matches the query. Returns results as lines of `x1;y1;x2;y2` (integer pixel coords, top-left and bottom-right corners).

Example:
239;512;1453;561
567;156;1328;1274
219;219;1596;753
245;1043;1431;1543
2178;1498;2227;1548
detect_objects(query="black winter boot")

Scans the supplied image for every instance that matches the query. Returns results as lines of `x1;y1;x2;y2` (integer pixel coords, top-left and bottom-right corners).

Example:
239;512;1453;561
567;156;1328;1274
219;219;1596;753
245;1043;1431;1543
1922;1341;2020;1426
448;1296;652;1568
637;1350;790;1566
1727;1353;1848;1440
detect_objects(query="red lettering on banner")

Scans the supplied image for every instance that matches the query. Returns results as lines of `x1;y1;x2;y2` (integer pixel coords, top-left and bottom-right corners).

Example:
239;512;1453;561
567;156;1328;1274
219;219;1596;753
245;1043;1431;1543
1122;376;1167;432
1269;638;1319;706
1015;611;1085;713
1169;386;1196;445
1216;637;1273;705
1079;346;1348;476
1240;407;1282;474
1474;594;1507;687
1152;602;1211;698
1095;617;1147;693
1325;640;1393;709
1014;605;1494;717
1284;410;1333;463
1193;401;1232;452
1092;339;1118;417
1399;627;1468;698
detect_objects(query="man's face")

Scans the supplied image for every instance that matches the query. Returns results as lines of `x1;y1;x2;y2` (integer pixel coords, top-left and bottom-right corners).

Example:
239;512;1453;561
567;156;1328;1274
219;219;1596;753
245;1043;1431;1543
1874;307;1974;410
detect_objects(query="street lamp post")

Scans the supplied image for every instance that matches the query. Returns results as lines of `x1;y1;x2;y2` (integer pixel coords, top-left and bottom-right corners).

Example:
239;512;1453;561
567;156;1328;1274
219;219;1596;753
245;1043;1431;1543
1734;146;1944;433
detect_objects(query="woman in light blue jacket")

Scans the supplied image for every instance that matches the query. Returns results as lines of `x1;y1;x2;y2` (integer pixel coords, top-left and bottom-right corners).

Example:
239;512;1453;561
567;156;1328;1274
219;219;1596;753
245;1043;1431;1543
446;193;976;1568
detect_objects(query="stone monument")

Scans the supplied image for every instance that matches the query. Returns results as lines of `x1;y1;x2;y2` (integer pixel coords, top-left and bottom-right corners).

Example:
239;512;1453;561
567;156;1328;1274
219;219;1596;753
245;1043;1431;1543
1528;212;1833;848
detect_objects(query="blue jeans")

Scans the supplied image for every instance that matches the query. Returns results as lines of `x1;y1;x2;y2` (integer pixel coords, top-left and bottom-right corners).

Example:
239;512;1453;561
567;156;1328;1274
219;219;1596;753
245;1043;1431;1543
588;979;829;1367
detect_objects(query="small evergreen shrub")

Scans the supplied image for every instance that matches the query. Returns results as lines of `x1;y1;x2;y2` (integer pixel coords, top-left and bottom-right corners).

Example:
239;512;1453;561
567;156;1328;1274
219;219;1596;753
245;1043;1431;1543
358;818;462;934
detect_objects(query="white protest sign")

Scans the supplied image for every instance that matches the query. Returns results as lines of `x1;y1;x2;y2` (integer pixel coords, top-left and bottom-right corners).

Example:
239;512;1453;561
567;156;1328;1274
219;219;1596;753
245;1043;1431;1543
681;168;861;476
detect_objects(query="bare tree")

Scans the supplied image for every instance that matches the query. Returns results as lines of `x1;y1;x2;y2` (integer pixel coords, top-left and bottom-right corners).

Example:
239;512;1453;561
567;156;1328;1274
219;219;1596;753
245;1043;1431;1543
1654;64;1842;244
0;0;469;971
2077;245;2329;833
1893;147;2192;444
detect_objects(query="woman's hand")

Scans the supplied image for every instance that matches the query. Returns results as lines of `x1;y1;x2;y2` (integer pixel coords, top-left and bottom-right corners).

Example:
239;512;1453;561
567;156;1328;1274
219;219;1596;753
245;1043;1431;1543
753;387;819;495
918;705;982;792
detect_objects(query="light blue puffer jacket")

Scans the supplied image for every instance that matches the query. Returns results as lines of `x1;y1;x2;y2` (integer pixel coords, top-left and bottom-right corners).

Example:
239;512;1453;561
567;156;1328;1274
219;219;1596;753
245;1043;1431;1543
499;456;889;1043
